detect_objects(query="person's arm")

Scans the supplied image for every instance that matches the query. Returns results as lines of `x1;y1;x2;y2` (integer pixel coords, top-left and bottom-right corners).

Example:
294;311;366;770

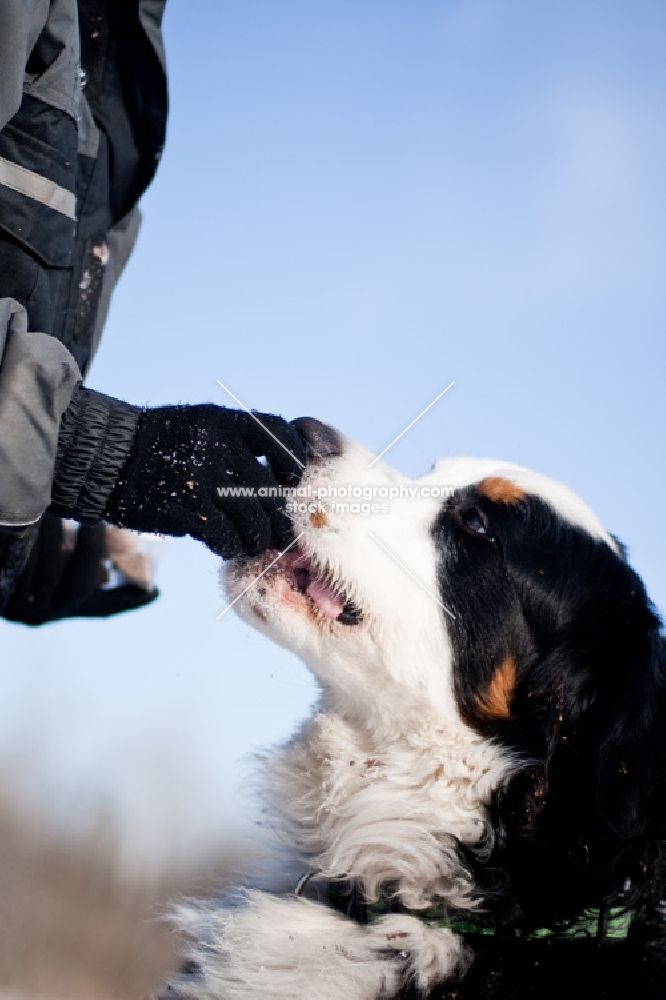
49;386;307;559
0;297;305;557
0;306;305;623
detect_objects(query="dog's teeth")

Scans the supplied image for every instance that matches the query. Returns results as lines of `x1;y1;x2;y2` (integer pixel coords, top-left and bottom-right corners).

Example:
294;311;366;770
306;559;363;625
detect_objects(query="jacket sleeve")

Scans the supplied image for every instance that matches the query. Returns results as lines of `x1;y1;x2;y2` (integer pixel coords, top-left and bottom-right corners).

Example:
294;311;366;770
0;297;81;528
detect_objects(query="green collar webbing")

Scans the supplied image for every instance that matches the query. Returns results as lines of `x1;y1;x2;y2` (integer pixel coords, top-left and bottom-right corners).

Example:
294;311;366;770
295;873;635;943
365;900;635;943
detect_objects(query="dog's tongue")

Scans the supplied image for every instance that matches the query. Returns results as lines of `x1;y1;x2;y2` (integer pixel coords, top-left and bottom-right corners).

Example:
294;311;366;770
288;550;345;619
306;575;345;619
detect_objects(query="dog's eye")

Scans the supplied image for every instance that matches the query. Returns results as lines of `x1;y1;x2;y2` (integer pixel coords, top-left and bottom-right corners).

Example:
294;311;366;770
460;508;489;536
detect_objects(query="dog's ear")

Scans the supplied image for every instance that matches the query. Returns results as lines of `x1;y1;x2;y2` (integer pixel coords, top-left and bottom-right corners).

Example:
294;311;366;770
596;632;666;841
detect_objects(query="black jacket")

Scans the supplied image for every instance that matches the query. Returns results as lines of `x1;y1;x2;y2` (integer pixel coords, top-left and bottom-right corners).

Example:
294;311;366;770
0;0;167;609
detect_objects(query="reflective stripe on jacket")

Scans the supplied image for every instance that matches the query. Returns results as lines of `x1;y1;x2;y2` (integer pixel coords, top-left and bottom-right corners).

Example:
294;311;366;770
0;0;167;604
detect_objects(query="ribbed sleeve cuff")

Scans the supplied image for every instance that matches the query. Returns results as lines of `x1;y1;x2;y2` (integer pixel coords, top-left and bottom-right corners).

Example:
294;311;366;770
49;386;141;524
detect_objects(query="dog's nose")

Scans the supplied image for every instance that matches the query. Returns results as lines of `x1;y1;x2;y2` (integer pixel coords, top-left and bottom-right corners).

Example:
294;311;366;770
292;417;342;462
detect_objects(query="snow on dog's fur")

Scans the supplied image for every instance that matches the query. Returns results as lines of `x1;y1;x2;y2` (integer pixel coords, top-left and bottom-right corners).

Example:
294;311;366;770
163;422;666;1000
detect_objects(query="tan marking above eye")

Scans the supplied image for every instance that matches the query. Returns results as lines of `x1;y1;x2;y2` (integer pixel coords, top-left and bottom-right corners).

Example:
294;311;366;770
310;509;328;528
477;476;526;504
475;654;517;721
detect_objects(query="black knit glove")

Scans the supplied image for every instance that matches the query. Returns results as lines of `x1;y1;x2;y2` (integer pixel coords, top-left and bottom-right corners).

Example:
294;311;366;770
104;404;306;556
50;387;306;558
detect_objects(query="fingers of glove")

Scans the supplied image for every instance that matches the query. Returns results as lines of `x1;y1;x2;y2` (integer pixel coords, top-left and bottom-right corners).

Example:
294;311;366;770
193;510;245;559
9;515;70;616
197;493;275;557
212;442;281;498
220;495;273;556
3;534;42;615
212;446;294;554
237;412;306;484
211;458;275;555
260;495;295;552
50;523;107;618
75;584;159;618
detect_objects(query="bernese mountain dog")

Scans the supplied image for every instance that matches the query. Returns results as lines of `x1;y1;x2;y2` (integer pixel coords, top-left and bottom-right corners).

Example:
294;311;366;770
161;418;666;1000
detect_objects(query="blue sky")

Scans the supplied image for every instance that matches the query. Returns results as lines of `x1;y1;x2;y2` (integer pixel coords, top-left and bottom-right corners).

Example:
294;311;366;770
0;0;664;869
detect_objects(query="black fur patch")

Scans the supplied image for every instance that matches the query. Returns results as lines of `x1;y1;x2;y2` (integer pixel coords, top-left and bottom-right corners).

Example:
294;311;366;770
430;486;666;993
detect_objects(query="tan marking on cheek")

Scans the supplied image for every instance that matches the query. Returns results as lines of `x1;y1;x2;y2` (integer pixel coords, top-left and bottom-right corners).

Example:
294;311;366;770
477;476;526;504
310;509;328;528
476;654;517;720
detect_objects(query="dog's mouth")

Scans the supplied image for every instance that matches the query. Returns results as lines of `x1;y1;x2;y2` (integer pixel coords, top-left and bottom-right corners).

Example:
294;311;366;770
278;548;363;626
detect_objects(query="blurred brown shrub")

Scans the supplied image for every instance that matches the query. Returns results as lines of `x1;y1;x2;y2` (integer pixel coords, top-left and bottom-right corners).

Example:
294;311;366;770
0;788;246;1000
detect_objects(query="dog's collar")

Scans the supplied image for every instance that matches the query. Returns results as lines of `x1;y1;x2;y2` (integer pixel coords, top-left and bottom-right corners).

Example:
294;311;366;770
365;898;635;942
296;874;635;943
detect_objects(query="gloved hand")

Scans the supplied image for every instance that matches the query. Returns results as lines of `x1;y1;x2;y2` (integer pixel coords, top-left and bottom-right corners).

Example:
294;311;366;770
103;404;306;557
2;514;157;626
49;388;307;559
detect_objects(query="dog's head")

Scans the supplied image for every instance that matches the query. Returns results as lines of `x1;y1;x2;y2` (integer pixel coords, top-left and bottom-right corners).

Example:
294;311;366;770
227;421;665;869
